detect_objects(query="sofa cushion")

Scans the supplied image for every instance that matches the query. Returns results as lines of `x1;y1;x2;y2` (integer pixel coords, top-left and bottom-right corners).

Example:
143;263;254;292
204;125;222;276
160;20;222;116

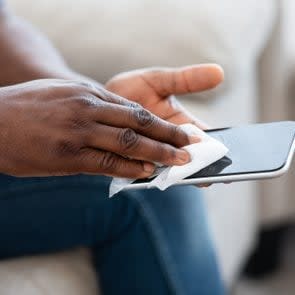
7;0;276;287
0;248;99;295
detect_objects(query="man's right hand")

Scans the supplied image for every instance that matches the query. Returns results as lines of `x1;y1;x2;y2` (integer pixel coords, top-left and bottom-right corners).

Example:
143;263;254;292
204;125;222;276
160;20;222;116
0;79;198;178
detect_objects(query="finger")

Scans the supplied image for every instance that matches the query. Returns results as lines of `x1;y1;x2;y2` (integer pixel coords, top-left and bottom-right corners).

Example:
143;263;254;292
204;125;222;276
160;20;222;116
197;184;212;188
140;64;224;96
158;96;210;129
89;103;201;147
77;148;156;178
86;124;191;166
196;182;230;188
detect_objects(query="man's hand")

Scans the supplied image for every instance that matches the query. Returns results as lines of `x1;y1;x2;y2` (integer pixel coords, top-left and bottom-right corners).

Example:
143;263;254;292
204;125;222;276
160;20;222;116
106;64;224;129
0;79;199;178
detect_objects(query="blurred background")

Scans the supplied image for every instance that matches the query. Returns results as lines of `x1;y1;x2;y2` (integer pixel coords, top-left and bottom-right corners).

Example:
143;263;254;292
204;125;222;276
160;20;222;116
3;0;295;294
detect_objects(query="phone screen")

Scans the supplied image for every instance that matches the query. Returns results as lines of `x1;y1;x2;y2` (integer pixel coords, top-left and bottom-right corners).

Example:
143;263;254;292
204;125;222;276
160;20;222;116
186;121;295;179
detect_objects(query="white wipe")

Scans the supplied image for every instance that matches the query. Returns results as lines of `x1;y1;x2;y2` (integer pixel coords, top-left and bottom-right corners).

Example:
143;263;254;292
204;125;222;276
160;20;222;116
109;124;228;197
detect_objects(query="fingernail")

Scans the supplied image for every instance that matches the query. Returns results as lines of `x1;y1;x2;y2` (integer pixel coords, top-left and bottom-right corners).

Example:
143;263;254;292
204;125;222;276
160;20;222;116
189;135;201;144
143;162;155;174
175;150;191;165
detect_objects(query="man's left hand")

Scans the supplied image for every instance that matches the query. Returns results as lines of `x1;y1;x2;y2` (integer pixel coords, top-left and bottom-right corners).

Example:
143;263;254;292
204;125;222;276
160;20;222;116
106;64;224;130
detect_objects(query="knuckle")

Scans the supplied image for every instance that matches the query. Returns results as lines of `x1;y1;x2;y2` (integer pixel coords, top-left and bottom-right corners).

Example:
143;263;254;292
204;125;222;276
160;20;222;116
66;80;95;92
128;102;142;109
133;107;155;128
56;82;82;96
118;128;139;151
98;152;118;173
96;89;122;104
71;95;101;108
77;81;94;89
99;90;115;102
68;116;90;130
54;139;81;157
63;106;91;130
77;81;103;94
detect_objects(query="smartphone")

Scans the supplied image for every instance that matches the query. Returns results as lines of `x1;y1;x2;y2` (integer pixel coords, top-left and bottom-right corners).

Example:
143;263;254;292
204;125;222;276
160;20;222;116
123;121;295;191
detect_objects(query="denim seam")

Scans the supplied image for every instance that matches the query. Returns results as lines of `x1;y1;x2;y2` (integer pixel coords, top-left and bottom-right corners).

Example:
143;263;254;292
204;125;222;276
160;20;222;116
128;193;186;295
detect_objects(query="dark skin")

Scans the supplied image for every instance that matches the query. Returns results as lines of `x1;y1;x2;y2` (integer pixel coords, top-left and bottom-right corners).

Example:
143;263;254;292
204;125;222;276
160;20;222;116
0;6;223;178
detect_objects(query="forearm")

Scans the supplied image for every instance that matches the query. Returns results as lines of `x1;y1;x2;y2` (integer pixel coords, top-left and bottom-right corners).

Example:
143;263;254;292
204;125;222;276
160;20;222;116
0;6;94;86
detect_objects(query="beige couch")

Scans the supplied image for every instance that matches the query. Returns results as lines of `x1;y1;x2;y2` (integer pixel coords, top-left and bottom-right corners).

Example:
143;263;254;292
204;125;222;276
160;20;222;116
0;0;293;294
258;0;295;226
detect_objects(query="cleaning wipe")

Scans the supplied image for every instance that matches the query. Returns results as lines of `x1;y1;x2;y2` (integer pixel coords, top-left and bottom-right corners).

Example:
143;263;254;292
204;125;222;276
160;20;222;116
109;124;229;197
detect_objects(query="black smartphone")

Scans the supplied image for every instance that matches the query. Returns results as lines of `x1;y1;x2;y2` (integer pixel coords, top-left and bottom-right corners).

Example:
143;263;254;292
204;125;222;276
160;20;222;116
123;121;295;191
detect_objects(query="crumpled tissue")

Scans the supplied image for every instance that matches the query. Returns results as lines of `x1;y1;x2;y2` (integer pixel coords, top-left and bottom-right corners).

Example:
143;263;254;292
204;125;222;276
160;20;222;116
109;124;229;197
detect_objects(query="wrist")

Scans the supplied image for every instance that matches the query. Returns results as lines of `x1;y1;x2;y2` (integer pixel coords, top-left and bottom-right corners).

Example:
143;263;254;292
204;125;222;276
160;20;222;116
0;64;102;88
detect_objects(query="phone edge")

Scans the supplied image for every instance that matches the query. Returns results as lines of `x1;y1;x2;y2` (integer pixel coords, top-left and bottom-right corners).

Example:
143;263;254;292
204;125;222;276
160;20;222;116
123;138;295;191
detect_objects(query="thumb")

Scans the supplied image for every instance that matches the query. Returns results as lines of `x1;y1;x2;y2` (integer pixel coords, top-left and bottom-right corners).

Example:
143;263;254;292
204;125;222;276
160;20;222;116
141;64;224;97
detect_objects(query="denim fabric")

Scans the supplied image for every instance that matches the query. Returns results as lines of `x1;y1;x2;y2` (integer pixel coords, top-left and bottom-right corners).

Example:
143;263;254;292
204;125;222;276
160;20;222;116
0;174;225;295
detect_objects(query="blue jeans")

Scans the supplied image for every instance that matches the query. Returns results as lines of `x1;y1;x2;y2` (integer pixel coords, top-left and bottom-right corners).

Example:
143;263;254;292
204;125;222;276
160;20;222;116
0;174;225;295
